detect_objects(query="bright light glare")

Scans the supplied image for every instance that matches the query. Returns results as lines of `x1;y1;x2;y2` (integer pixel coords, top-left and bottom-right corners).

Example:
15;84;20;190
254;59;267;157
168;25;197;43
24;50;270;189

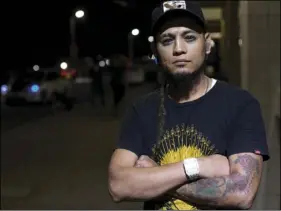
99;61;106;67
33;65;39;71
75;10;85;18
148;36;154;43
105;59;110;66
131;29;139;36
60;62;68;70
1;85;8;93
31;84;40;92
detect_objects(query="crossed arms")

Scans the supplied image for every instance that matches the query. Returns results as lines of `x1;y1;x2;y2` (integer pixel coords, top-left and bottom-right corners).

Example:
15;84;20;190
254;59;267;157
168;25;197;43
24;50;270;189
108;149;263;209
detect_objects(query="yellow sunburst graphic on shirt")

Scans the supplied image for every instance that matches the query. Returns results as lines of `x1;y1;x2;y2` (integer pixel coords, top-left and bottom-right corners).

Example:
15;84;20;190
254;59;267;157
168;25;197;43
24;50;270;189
152;124;218;210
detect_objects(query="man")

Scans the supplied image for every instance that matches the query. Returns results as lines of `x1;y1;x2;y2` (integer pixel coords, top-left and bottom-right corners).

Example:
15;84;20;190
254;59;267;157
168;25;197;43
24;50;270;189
110;54;127;114
47;71;74;111
87;57;105;107
108;1;269;210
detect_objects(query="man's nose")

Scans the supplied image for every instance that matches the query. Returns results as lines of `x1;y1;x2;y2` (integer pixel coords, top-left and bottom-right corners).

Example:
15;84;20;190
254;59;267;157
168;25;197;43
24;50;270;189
173;39;187;56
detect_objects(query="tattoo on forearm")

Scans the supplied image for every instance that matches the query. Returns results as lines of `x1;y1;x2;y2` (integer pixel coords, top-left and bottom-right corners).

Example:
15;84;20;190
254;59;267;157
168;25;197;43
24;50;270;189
231;154;261;195
177;154;262;207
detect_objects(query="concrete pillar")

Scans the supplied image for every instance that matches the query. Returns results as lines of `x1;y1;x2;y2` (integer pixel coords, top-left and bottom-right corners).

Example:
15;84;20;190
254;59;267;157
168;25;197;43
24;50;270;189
221;0;241;86
239;1;280;209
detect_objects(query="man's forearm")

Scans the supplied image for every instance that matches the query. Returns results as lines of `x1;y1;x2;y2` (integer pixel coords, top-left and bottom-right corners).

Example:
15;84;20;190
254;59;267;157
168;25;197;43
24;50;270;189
170;173;250;209
109;162;187;202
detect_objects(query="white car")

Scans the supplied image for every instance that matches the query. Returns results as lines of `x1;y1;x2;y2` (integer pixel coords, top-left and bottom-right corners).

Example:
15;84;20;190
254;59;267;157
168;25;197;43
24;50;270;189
1;71;73;106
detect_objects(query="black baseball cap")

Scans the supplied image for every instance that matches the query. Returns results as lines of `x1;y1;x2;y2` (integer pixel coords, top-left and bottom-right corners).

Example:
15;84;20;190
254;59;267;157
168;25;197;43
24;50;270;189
151;1;206;36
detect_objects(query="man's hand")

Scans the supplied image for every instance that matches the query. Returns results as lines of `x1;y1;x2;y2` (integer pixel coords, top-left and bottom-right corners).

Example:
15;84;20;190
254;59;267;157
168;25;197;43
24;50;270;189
135;155;158;168
198;154;230;178
109;150;188;201
135;155;173;202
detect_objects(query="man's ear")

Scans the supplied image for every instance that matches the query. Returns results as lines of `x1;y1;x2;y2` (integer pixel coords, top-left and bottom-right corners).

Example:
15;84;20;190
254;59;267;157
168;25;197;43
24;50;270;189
204;33;214;55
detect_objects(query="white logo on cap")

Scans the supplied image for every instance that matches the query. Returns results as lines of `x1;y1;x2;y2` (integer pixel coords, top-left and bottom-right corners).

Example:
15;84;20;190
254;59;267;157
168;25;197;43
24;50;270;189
162;1;186;13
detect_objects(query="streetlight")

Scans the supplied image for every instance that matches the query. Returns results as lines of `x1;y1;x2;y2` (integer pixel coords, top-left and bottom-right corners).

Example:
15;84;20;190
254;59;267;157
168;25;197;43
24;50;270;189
128;28;140;62
105;59;110;66
75;10;85;19
148;36;154;43
131;28;139;36
60;62;68;70
69;9;85;59
33;65;40;71
99;60;106;68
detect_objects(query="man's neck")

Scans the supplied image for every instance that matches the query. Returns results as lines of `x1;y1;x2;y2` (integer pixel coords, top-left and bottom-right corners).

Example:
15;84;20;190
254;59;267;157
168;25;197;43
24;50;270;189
168;74;209;103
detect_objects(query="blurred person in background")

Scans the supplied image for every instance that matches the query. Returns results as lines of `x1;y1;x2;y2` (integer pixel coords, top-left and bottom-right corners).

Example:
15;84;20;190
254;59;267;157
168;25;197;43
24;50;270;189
108;1;269;210
86;57;105;107
53;73;74;111
109;54;127;114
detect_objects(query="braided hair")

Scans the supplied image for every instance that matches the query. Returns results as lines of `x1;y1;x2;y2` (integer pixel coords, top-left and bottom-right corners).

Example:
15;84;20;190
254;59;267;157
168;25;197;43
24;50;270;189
156;70;167;152
157;84;166;141
152;40;167;158
156;74;182;210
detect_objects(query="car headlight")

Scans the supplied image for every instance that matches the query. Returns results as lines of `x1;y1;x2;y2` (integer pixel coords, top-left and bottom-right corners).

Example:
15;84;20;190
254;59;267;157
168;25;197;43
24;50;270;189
1;84;8;94
30;84;40;93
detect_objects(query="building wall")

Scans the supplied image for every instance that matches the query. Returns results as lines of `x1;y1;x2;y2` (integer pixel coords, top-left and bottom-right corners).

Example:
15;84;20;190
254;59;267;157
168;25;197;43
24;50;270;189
221;1;241;86
239;1;280;209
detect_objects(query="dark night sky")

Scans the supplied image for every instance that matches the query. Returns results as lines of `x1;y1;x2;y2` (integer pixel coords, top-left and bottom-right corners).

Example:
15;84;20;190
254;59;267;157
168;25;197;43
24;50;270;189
3;0;160;71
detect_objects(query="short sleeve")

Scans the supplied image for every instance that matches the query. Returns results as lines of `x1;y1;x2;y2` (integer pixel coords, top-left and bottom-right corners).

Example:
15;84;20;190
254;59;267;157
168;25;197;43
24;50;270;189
227;99;270;161
116;104;144;157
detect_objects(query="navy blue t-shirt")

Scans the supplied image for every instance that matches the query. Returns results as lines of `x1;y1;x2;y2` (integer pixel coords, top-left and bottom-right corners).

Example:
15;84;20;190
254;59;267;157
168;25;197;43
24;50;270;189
117;80;269;210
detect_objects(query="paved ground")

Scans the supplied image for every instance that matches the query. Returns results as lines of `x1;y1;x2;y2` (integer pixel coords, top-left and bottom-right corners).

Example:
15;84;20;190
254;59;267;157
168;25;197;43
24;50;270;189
1;104;54;132
1;84;154;210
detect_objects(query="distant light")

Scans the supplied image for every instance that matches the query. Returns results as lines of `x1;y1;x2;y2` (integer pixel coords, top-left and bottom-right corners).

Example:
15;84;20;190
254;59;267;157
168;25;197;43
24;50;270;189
151;54;158;63
1;85;8;94
75;10;85;18
131;29;139;36
99;60;106;67
105;59;110;66
30;84;40;93
148;36;154;43
33;65;40;71
60;62;68;70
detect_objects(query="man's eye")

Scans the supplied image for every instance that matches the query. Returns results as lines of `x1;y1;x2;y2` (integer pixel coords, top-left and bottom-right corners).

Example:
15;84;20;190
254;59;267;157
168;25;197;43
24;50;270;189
162;39;173;45
185;35;196;41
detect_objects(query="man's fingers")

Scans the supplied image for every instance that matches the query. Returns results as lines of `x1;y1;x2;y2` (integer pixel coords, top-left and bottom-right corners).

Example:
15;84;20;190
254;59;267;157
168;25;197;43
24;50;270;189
135;160;145;168
135;160;143;165
136;160;145;165
138;155;148;160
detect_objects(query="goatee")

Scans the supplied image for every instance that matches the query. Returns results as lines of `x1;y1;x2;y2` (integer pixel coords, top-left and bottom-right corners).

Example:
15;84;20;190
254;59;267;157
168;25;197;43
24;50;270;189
163;63;206;99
